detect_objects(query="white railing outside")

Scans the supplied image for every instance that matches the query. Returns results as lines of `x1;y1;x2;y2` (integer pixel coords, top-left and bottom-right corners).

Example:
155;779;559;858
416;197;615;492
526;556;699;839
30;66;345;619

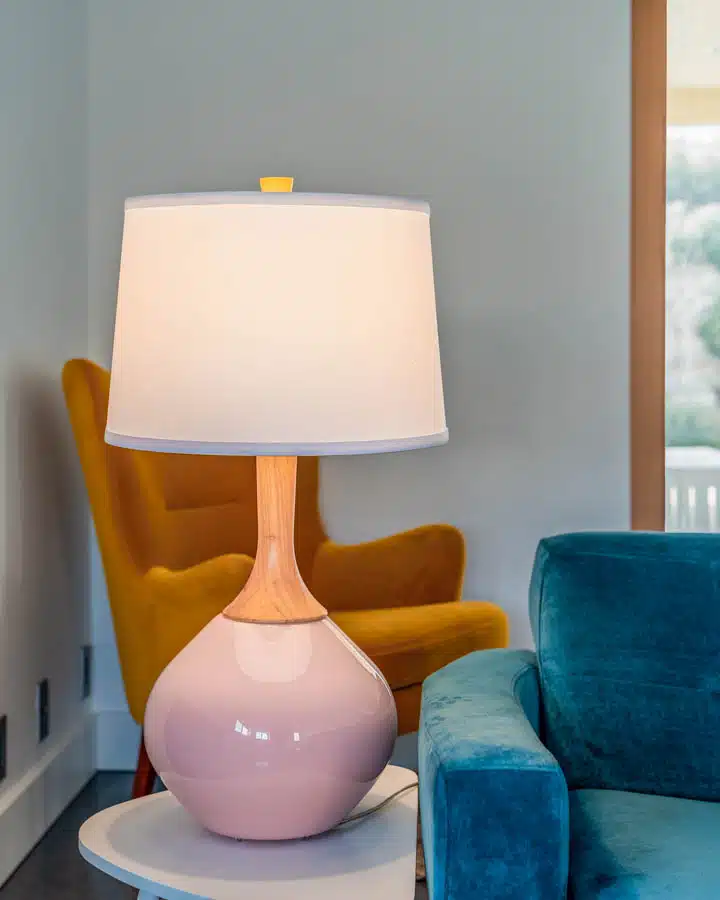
666;446;720;531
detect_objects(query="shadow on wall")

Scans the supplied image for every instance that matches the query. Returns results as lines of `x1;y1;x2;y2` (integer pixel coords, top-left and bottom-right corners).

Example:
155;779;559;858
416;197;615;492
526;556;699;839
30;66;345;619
1;368;88;735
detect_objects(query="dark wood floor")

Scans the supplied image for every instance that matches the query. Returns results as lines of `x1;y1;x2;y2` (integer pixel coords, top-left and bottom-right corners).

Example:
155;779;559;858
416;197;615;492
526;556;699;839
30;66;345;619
1;774;135;900
1;773;429;899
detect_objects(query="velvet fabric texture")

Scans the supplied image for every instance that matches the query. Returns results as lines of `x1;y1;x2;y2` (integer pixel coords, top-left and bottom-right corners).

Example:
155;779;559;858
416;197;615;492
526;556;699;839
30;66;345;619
420;649;569;900
63;358;508;734
532;532;720;801
570;789;720;899
420;532;720;899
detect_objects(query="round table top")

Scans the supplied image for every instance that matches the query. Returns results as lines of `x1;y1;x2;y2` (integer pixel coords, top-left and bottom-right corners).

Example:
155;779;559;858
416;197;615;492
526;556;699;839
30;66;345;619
78;765;418;900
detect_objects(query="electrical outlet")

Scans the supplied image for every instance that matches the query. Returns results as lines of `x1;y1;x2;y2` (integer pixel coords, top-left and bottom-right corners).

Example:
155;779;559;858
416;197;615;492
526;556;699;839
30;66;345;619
0;715;6;782
81;645;93;700
36;679;49;743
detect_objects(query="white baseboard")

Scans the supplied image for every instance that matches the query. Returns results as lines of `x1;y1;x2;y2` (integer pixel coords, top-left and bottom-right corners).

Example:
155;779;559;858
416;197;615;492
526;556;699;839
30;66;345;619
95;708;141;771
93;706;418;772
0;714;95;886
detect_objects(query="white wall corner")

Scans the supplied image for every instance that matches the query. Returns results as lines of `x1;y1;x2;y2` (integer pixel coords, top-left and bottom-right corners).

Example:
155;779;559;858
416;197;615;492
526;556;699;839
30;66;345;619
95;709;141;771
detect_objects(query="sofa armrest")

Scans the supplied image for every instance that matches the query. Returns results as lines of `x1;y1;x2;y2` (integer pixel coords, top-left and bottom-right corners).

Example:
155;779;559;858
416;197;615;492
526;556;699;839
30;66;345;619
420;649;568;900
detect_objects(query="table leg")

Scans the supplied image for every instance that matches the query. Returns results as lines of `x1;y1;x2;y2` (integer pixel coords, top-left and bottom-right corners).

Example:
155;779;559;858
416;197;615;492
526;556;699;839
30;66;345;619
137;890;159;900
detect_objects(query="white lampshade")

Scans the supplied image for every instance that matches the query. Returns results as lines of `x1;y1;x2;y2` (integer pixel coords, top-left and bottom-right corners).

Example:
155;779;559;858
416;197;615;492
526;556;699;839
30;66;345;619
106;192;447;455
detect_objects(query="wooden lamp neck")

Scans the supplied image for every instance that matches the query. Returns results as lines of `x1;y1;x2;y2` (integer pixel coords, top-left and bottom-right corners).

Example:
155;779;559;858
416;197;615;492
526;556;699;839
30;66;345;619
254;456;301;578
222;456;328;624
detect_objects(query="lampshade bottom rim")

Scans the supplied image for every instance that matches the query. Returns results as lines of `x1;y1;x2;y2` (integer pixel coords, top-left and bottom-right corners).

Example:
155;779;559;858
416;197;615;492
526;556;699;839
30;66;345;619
104;429;449;456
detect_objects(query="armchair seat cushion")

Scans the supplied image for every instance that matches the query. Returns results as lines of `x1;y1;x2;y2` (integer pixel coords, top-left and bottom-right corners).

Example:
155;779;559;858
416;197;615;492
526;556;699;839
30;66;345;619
570;788;720;899
332;601;508;691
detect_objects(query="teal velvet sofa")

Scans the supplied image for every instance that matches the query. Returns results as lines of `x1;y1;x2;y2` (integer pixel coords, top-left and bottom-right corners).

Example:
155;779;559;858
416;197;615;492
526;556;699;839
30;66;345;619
419;532;720;899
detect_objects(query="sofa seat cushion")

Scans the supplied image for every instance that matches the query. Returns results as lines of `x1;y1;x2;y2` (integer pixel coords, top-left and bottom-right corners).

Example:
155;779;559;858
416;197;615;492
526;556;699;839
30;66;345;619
570;788;720;899
331;601;507;691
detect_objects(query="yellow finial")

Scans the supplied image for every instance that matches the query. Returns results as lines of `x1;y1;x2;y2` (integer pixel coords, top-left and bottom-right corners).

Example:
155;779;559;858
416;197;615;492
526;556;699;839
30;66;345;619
259;177;294;193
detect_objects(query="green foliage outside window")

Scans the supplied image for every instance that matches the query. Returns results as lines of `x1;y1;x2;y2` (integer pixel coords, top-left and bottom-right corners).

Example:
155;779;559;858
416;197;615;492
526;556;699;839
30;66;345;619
670;221;720;269
698;294;720;361
666;133;720;448
667;151;720;208
666;404;720;448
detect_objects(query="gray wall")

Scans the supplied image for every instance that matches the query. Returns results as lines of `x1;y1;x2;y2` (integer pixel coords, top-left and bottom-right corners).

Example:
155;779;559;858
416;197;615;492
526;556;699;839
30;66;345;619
88;0;631;758
0;0;91;871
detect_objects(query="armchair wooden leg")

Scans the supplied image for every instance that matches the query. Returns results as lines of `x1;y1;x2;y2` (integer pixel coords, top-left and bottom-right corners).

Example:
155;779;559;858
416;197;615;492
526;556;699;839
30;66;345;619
132;732;157;799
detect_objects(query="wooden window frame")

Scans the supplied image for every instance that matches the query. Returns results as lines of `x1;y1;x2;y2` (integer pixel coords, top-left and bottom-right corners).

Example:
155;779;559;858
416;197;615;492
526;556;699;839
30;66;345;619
631;0;667;530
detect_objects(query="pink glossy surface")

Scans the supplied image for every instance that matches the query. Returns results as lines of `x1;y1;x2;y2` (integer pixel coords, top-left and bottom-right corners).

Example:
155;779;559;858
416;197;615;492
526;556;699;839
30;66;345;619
144;615;398;840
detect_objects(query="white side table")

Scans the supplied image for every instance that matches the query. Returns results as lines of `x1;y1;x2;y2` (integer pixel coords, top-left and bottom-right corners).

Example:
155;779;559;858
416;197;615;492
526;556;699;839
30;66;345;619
79;765;418;900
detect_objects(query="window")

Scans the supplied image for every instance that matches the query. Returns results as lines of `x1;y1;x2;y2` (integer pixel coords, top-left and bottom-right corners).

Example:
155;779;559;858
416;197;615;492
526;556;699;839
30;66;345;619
665;128;720;529
663;1;720;530
666;126;720;440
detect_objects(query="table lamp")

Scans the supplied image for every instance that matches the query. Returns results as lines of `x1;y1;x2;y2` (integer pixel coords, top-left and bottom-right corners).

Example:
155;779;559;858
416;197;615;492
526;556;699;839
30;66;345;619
105;177;447;840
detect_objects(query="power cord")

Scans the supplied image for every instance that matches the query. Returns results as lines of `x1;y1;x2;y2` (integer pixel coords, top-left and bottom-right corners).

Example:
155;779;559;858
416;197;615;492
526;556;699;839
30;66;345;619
334;780;419;829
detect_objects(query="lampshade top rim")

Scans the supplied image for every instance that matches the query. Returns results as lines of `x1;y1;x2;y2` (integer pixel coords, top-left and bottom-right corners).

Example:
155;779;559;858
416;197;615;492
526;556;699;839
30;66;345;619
125;192;430;215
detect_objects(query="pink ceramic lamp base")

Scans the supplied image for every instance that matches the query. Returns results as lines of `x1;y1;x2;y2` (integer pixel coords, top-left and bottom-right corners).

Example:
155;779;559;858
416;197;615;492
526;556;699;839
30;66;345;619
145;614;397;840
143;457;398;840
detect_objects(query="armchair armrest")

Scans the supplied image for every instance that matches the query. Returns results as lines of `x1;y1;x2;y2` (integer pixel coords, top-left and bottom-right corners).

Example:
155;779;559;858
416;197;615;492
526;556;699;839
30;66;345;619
420;649;568;900
310;524;464;613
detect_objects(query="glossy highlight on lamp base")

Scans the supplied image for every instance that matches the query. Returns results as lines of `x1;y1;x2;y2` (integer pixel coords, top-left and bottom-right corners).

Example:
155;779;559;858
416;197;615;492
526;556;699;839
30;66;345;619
144;614;398;840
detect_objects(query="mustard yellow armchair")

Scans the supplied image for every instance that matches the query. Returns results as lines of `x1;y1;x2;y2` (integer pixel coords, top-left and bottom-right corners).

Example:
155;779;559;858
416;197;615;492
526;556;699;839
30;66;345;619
63;358;508;794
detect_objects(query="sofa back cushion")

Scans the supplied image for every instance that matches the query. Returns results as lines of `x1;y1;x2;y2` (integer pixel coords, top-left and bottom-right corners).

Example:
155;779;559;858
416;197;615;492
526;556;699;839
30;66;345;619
531;532;720;801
